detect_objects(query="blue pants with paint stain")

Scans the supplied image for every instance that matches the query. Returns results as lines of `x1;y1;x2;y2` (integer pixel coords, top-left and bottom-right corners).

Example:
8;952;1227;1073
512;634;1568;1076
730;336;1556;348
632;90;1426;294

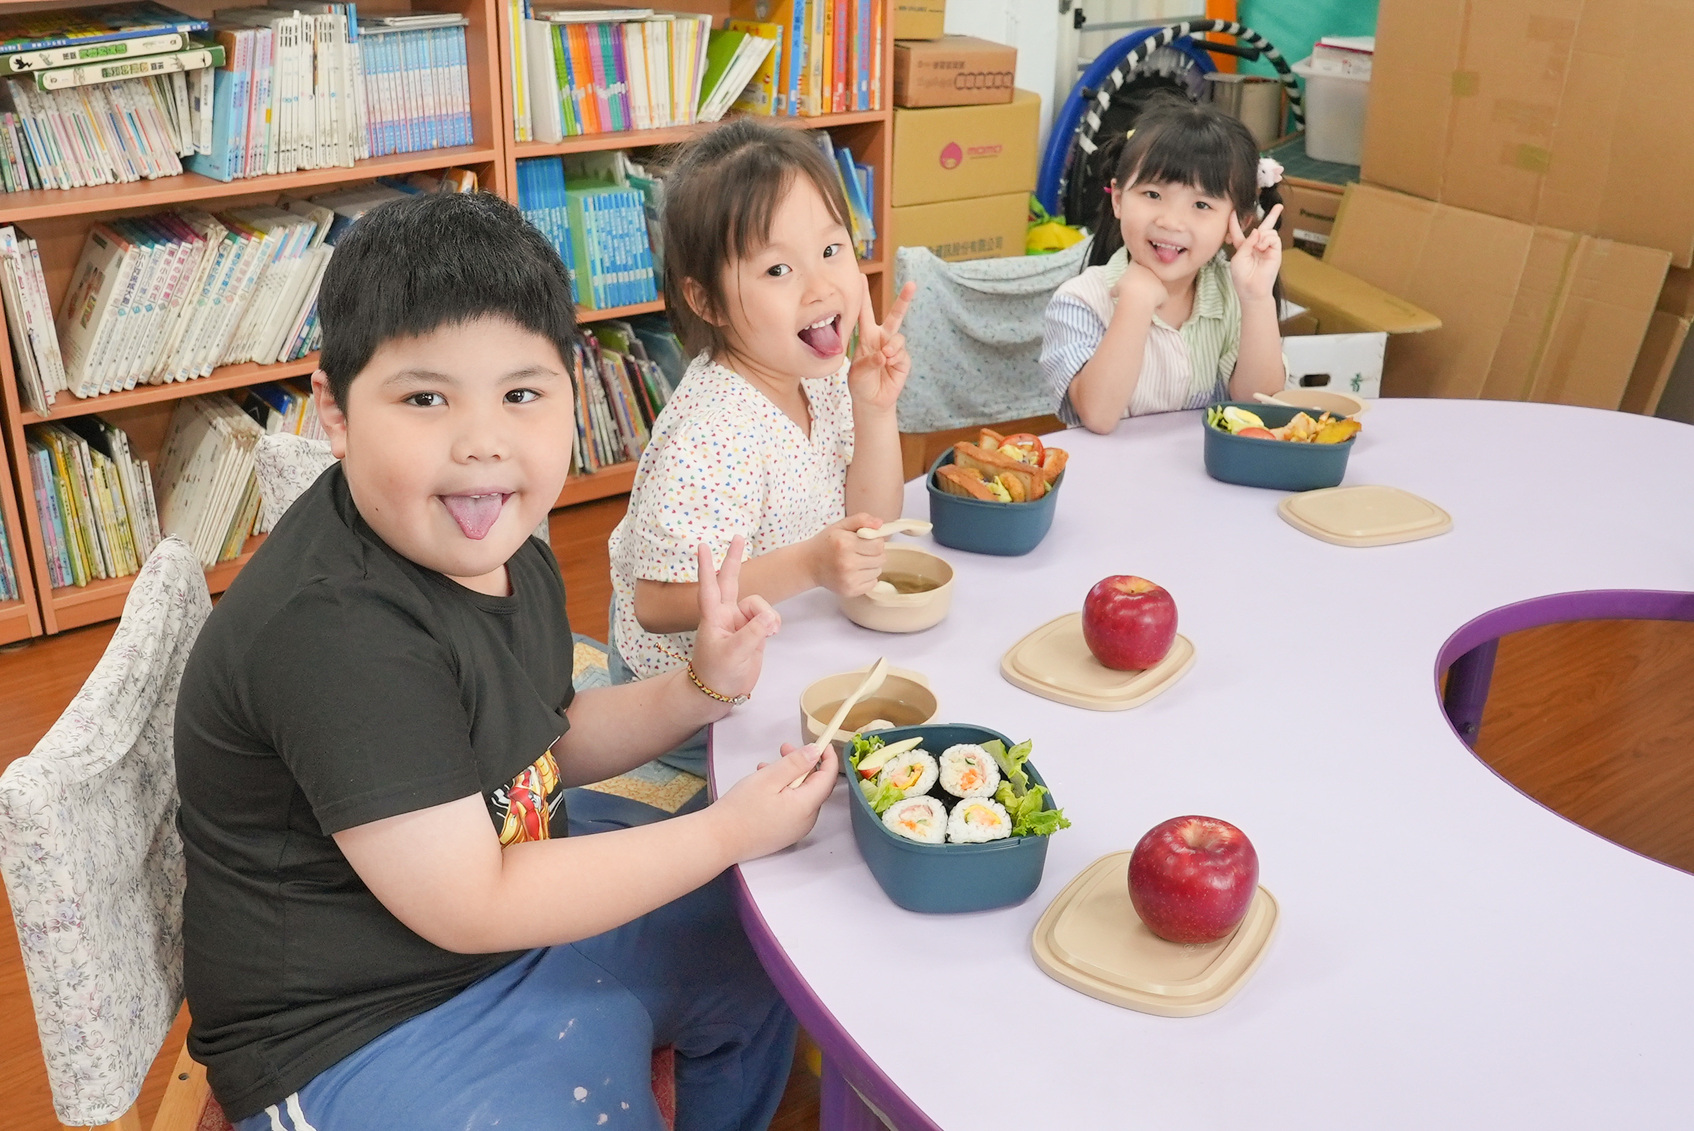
237;822;796;1130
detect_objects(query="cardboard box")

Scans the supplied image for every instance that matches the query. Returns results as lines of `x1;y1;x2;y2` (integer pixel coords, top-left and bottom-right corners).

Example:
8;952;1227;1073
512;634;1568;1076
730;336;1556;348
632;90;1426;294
1324;183;1670;407
1282;332;1389;399
1278;178;1345;257
1620;311;1691;415
891;190;1026;261
1658;266;1694;319
893;89;1039;207
894;0;945;40
1275;253;1443;400
1363;0;1694;268
894;35;1015;108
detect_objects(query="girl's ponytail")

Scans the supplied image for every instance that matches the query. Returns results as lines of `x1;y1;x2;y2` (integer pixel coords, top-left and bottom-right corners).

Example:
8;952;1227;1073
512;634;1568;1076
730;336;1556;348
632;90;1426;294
1085;132;1129;268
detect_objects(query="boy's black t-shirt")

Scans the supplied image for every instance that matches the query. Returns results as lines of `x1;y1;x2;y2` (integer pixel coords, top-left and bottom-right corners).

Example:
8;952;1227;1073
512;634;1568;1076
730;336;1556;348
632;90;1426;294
175;462;575;1120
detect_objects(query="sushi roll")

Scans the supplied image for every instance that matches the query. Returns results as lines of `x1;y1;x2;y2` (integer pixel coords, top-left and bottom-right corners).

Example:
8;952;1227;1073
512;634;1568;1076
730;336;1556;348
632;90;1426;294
876;749;938;800
947;798;1012;843
938;744;1001;798
882;796;947;844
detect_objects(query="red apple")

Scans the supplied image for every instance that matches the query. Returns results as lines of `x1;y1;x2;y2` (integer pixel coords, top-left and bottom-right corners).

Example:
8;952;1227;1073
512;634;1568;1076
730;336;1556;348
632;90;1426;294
1127;816;1258;944
1081;576;1177;670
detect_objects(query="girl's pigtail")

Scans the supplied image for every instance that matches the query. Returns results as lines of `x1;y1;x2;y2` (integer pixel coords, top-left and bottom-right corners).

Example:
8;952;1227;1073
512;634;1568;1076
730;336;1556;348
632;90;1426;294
1084;133;1129;269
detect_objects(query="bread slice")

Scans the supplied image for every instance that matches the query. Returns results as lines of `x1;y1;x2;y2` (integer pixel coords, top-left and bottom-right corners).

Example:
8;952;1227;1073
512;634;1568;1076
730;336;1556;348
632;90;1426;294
1040;447;1068;484
978;427;1007;450
952;442;1046;501
936;464;1003;502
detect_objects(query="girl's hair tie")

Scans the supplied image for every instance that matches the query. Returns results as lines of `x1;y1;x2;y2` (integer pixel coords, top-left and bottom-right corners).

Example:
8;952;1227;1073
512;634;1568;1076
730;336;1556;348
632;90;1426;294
1257;157;1284;190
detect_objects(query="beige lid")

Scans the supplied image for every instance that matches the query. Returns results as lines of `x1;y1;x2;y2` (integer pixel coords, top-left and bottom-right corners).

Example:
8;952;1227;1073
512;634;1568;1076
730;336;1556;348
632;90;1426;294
1001;613;1195;711
1032;851;1280;1017
1278;485;1453;547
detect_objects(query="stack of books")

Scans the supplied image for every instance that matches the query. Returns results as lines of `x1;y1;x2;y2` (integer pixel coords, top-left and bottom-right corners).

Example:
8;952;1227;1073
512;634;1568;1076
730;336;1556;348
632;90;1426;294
516;153;657;310
0;224;68;416
357;12;474;158
155;391;266;568
815;131;875;259
725;0;882;118
26;417;163;588
0;507;19;601
238;378;325;533
570;314;682;473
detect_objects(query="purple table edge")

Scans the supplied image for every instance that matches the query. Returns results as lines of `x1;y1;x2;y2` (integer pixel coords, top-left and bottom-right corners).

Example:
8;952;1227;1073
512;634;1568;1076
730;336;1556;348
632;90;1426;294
707;586;1694;1131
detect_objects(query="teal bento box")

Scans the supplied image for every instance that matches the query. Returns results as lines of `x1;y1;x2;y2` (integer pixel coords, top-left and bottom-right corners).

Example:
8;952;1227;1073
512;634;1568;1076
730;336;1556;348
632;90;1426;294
847;723;1059;913
1203;401;1357;491
926;449;1063;556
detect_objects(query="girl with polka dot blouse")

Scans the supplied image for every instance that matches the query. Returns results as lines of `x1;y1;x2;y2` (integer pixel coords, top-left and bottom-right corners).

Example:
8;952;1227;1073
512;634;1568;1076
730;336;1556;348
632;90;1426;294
606;120;916;772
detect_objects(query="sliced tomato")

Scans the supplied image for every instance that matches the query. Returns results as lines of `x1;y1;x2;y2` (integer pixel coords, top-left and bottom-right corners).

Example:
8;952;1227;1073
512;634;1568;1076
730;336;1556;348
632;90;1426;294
999;433;1045;464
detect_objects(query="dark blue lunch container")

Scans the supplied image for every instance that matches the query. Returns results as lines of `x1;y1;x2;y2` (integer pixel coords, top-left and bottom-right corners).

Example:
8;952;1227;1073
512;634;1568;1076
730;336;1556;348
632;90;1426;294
926;449;1063;556
1202;401;1356;491
847;723;1059;913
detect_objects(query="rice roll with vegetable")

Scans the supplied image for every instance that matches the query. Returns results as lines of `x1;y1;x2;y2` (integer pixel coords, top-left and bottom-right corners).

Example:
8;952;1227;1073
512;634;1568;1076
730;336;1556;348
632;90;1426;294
947;798;1012;843
883;796;947;844
876;749;938;801
938;744;1001;798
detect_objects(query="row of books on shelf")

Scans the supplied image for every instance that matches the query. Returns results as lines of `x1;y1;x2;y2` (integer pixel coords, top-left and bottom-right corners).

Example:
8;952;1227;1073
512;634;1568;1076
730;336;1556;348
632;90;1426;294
0;171;475;415
0;508;18;602
509;0;881;142
27;379;326;589
570;314;685;474
517;153;658;310
0;2;472;194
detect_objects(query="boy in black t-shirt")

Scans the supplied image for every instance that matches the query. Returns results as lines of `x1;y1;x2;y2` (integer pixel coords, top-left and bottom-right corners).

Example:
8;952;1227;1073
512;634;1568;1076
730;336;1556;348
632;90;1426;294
174;193;838;1131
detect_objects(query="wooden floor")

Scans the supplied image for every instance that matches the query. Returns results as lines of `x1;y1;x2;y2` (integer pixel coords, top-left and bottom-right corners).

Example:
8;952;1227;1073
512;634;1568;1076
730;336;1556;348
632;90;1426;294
1;494;1690;1129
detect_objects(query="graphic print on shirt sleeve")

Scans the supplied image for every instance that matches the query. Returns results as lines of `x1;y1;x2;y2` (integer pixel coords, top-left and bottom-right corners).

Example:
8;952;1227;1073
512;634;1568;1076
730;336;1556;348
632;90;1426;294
488;750;565;844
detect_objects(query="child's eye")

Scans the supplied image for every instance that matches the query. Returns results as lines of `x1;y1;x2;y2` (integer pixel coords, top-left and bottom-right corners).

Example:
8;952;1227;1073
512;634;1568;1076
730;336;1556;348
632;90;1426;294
404;391;445;408
823;243;841;258
505;388;540;404
1141;189;1160;200
766;263;792;277
1195;201;1212;210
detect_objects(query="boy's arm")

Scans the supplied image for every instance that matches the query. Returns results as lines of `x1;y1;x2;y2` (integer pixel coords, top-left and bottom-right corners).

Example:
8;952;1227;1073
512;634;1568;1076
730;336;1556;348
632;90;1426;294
335;743;838;952
844;278;914;519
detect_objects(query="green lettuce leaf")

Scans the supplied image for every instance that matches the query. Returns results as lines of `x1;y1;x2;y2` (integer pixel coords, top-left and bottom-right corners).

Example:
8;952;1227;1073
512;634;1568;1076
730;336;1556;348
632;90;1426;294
860;777;905;815
985;738;1032;797
848;733;884;773
994;782;1071;837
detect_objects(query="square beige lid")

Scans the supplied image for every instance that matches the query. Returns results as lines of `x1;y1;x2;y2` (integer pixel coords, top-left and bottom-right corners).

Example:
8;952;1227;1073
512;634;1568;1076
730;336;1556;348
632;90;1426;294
1001;613;1195;711
1278;485;1453;547
1032;851;1279;1016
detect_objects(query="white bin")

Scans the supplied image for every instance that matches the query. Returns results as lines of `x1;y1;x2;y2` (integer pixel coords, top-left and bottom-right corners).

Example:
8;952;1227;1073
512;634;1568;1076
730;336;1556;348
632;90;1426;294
1292;56;1370;166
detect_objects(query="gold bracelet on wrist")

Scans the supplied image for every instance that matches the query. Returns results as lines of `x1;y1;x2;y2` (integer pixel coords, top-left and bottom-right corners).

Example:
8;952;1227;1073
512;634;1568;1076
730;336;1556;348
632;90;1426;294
686;661;751;706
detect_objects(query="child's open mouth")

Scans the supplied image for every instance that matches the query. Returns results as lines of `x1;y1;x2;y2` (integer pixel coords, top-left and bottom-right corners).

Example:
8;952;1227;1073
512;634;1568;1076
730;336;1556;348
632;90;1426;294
440;492;510;540
1149;240;1186;266
797;314;843;358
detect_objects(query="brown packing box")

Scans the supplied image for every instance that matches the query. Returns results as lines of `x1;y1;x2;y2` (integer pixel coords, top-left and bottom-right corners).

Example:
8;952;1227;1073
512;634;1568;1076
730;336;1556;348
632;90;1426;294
894;35;1016;108
893;89;1039;207
1325;183;1670;407
1363;0;1694;268
1658;266;1694;318
1277;178;1344;257
891;190;1026;261
1279;249;1441;336
1620;311;1691;415
894;0;945;40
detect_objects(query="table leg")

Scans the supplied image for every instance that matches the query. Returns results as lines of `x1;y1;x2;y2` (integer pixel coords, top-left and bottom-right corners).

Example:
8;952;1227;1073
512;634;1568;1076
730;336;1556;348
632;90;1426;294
1443;638;1498;746
821;1054;886;1131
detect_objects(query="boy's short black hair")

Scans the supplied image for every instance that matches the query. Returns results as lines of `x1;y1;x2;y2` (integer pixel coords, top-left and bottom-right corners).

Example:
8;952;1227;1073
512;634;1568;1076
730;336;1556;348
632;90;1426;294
316;192;578;407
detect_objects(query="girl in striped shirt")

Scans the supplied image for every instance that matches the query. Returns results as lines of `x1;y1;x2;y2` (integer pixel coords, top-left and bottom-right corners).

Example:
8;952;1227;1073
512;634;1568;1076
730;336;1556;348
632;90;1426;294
1041;98;1288;433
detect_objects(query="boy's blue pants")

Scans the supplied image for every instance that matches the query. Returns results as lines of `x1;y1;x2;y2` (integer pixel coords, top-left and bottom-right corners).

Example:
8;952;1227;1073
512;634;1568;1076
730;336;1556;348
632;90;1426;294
236;816;797;1131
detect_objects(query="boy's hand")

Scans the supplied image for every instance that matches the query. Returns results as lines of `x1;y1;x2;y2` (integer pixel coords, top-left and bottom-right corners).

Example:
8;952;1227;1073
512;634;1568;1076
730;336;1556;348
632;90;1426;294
1227;204;1284;304
847;277;915;413
711;743;839;860
1111;257;1168;311
688;537;780;708
808;514;887;596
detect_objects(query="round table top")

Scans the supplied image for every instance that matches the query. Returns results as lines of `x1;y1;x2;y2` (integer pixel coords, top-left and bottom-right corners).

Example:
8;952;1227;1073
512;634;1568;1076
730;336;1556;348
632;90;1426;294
710;400;1694;1130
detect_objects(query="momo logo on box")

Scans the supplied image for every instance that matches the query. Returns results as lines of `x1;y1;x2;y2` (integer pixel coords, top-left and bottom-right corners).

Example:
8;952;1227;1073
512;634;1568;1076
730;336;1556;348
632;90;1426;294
939;142;962;169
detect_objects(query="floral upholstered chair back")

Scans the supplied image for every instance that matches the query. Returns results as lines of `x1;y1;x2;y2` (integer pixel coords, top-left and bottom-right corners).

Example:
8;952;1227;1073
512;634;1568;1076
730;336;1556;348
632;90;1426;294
0;536;212;1125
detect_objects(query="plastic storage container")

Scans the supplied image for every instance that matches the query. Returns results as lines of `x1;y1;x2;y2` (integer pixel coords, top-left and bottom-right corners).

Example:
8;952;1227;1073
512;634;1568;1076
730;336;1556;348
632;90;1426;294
1202;402;1356;492
926;449;1063;556
1293;55;1370;165
848;723;1059;913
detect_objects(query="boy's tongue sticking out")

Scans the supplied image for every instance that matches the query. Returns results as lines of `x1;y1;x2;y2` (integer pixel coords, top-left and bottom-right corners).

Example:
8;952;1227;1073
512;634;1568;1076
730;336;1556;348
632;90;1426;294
797;314;842;358
441;492;508;540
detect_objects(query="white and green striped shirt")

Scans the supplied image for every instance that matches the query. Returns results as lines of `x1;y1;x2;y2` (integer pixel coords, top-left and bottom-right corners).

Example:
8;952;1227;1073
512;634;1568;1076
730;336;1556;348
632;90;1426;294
1040;247;1240;426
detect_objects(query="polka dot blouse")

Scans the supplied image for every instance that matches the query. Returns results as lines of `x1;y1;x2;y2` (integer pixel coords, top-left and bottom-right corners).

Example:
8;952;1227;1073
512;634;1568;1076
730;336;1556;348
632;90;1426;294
608;352;855;677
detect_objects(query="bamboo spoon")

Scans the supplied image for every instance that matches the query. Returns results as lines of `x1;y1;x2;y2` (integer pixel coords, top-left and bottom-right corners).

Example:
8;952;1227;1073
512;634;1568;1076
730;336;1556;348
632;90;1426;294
791;657;888;789
856;519;933;540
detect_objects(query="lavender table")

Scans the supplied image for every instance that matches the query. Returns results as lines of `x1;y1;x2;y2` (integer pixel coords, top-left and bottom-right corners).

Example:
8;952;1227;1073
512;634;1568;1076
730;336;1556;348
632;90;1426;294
708;401;1694;1130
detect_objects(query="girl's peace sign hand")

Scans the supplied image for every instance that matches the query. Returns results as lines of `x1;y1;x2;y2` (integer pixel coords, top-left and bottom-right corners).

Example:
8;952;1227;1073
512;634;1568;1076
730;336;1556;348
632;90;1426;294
1226;203;1284;304
688;536;781;712
847;277;916;412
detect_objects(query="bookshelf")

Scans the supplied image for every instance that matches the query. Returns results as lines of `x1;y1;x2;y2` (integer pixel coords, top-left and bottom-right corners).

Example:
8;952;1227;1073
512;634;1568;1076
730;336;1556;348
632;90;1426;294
0;0;896;635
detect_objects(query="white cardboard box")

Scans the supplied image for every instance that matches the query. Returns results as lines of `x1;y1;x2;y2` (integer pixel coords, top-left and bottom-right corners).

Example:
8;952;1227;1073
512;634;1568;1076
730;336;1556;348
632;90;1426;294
1283;331;1387;399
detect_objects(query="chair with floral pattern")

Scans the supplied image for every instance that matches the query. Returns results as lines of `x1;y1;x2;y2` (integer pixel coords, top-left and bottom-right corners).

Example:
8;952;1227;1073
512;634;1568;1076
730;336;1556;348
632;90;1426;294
0;536;230;1130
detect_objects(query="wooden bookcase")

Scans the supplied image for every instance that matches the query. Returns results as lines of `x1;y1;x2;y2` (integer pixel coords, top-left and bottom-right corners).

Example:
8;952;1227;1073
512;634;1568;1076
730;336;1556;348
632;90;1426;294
0;0;896;635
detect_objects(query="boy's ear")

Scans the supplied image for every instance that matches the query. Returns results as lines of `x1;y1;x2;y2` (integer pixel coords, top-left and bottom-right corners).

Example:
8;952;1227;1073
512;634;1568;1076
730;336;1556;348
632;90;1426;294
311;370;349;460
681;277;724;327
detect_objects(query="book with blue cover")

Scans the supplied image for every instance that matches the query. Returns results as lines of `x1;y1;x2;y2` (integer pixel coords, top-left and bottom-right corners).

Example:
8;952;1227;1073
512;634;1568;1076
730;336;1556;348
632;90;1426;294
1;3;210;72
